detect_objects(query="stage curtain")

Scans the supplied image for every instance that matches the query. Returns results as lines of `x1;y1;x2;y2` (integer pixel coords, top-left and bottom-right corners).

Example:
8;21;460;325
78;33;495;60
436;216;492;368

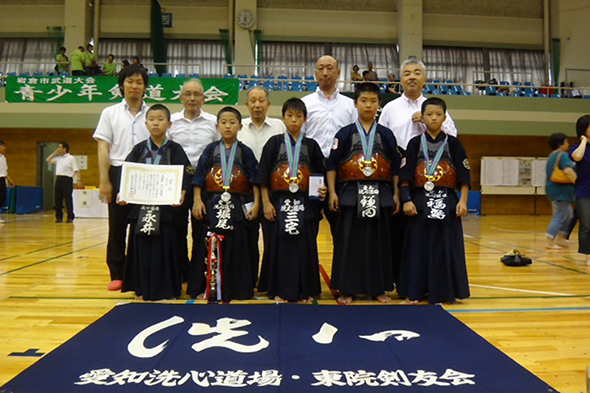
423;46;484;85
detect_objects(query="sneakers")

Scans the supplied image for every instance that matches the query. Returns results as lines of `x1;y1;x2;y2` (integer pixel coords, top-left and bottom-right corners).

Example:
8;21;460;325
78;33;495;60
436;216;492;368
66;219;74;223
55;219;63;223
107;280;123;291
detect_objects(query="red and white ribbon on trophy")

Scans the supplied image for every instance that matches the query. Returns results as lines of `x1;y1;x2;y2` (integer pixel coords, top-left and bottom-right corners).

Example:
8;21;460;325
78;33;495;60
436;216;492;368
204;232;225;302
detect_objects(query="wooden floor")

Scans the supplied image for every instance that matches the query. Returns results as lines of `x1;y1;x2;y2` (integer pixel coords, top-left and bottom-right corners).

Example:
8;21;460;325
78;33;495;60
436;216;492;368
0;212;589;392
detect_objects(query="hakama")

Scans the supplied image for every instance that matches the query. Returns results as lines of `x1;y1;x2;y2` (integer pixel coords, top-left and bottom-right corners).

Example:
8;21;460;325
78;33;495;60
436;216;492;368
186;141;259;302
398;132;471;304
397;189;470;303
327;123;401;298
121;139;192;301
256;134;326;301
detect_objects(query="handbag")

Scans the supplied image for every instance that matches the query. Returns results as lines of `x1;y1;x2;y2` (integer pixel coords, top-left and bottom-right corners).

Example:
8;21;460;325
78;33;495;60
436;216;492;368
549;153;574;184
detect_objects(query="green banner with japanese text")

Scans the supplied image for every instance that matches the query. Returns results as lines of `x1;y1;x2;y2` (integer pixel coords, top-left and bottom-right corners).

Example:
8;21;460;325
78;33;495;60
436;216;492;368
5;76;239;105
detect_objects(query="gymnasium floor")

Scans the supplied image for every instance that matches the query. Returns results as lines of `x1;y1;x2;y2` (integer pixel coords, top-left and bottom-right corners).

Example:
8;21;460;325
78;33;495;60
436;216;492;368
0;212;589;392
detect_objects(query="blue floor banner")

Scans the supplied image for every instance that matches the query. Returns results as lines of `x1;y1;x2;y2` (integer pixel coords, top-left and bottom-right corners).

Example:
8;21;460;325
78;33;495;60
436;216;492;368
2;304;556;392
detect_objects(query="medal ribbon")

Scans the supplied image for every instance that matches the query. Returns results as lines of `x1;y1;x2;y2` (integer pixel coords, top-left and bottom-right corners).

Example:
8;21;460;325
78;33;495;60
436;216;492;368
284;133;303;181
420;134;448;176
146;137;169;165
219;141;238;190
355;120;377;162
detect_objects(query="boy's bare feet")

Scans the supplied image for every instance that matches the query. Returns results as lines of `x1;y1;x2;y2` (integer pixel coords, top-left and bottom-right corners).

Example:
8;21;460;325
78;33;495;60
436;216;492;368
274;296;288;303
407;299;420;305
586;255;590;267
301;297;314;303
196;293;205;300
337;295;353;304
135;295;143;301
376;294;392;303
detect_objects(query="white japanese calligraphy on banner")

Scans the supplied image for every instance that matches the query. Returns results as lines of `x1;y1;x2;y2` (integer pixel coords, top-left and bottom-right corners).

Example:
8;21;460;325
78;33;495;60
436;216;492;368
75;367;475;387
119;162;183;205
81;315;475;389
0;303;556;393
5;77;239;104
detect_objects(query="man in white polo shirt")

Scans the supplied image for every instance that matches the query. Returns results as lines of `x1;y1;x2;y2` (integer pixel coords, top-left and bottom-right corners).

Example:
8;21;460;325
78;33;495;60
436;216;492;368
46;142;80;223
302;55;358;234
378;58;457;151
167;79;219;280
302;55;358;159
168;79;219;168
93;64;150;291
378;58;458;292
0;140;15;223
240;86;286;161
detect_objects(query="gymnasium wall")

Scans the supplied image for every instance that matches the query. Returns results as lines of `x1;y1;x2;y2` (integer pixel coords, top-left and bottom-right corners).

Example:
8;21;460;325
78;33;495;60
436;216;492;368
1;0;588;76
0;0;544;45
1;0;589;214
0;92;588;216
1;0;588;81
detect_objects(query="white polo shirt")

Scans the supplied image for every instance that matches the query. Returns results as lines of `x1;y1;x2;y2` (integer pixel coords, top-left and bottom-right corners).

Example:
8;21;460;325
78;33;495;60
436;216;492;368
378;94;457;151
168;109;219;168
51;153;79;178
240;116;286;161
93;101;150;167
302;88;358;158
0;154;7;177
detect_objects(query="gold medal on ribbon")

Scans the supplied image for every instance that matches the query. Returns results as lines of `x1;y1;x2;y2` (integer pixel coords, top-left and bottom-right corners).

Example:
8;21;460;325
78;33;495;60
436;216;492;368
359;157;378;177
423;165;443;191
283;168;303;192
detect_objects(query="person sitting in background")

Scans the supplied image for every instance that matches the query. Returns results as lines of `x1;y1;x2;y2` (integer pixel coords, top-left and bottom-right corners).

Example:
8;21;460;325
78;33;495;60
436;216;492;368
539;81;555;96
122;59;130;69
545;133;577;249
570;82;582;99
102;54;117;77
362;70;371;82
386;73;400;94
133;56;147;72
55;47;69;74
366;62;378;81
350;65;362;82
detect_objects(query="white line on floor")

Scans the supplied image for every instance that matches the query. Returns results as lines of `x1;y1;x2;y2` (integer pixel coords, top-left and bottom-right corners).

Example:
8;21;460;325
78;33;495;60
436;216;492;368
470;284;573;296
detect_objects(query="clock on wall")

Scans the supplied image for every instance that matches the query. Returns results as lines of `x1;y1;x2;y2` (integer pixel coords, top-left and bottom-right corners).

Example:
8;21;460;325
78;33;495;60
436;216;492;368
237;9;255;29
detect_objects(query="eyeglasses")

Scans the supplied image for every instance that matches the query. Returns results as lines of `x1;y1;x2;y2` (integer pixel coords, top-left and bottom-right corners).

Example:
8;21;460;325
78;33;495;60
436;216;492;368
181;92;204;98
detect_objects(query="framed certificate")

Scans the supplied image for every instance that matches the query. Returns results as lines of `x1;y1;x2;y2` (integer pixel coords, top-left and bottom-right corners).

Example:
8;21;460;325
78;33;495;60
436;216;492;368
119;162;184;205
